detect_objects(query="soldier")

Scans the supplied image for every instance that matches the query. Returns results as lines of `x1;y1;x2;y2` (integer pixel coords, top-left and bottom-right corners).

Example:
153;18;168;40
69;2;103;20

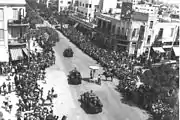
51;87;54;95
73;67;77;73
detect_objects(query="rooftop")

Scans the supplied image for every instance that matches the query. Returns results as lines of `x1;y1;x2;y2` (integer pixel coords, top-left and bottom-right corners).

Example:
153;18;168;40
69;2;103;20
0;0;26;5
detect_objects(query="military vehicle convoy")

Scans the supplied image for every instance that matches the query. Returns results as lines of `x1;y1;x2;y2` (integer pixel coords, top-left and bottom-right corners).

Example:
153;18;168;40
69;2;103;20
63;47;74;57
67;68;82;85
79;90;103;114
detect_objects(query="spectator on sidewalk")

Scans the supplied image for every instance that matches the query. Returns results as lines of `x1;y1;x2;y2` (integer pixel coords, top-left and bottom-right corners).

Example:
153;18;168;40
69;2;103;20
8;82;11;93
2;82;6;91
8;101;12;113
12;67;15;76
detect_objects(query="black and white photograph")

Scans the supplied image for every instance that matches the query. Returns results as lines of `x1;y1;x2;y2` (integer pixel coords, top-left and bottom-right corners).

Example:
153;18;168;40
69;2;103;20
0;0;179;120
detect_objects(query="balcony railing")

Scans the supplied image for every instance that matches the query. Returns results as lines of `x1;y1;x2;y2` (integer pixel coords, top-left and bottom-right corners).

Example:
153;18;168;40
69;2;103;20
69;15;97;29
8;19;29;27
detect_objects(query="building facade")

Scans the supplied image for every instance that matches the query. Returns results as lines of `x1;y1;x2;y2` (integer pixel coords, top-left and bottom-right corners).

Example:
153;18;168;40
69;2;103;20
145;22;180;59
0;0;28;62
73;0;100;20
95;10;149;55
58;0;72;12
133;4;159;15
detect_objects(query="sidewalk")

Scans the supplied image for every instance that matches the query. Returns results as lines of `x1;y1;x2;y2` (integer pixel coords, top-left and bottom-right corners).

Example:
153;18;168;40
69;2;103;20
0;76;19;120
37;64;76;119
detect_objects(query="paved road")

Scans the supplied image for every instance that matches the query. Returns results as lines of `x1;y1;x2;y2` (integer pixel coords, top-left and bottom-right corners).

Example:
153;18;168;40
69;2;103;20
52;30;149;120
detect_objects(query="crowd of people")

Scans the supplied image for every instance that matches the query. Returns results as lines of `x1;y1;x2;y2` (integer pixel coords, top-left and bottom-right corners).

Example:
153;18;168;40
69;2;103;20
0;31;61;120
59;23;178;120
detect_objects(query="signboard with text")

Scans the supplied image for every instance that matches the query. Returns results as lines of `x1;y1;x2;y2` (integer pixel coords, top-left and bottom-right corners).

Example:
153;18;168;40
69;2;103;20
120;2;133;20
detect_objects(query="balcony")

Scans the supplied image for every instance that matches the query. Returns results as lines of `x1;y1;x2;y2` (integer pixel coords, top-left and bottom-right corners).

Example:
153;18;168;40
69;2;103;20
9;37;27;44
8;19;29;27
69;14;97;29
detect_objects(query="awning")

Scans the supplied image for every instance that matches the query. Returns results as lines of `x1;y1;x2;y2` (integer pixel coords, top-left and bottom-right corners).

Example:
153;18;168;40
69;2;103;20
96;16;111;22
173;47;180;56
152;47;165;53
10;49;23;61
0;47;9;62
162;45;172;48
22;48;28;56
69;15;96;29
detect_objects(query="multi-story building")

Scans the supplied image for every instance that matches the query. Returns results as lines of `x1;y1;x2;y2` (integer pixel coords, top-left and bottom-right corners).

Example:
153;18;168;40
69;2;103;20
58;0;72;12
133;4;159;15
74;0;100;20
146;23;180;59
0;0;29;63
95;2;149;55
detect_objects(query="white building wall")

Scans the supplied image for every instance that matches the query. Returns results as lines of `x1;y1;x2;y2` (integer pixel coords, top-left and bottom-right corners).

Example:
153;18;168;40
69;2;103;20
76;0;100;19
7;6;26;20
58;0;72;12
133;4;158;15
151;23;179;43
0;1;26;62
129;21;148;56
101;0;117;13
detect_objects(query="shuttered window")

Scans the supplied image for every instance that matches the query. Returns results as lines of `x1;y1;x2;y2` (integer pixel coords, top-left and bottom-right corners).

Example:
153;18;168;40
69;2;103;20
0;9;4;20
0;29;4;41
13;8;18;20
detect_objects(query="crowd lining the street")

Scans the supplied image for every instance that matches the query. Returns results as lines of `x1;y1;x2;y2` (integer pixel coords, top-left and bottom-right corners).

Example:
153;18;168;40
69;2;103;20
58;22;178;120
0;32;63;120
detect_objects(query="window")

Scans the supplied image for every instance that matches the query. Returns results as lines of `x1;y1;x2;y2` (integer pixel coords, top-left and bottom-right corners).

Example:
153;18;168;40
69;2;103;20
86;4;88;8
89;4;92;8
13;8;18;20
83;4;84;7
139;25;145;40
116;3;121;8
89;14;91;17
132;28;136;37
149;21;153;29
147;35;151;44
0;9;4;20
170;28;174;37
126;29;128;36
80;2;81;6
122;28;124;35
112;25;116;33
117;27;120;35
132;42;136;45
0;29;4;41
60;1;63;3
158;28;163;39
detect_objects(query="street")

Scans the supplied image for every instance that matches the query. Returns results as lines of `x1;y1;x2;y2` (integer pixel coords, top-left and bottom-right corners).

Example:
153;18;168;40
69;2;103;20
48;30;150;120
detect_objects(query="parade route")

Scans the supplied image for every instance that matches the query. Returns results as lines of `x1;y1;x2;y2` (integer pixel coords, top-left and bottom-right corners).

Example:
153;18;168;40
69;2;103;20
51;29;150;120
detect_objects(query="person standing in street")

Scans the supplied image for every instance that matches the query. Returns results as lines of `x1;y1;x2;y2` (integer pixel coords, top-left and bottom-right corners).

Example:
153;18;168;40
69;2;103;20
51;87;54;95
8;82;11;93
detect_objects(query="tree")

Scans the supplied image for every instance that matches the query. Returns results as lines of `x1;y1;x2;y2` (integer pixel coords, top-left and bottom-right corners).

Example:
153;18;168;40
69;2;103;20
26;0;38;10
